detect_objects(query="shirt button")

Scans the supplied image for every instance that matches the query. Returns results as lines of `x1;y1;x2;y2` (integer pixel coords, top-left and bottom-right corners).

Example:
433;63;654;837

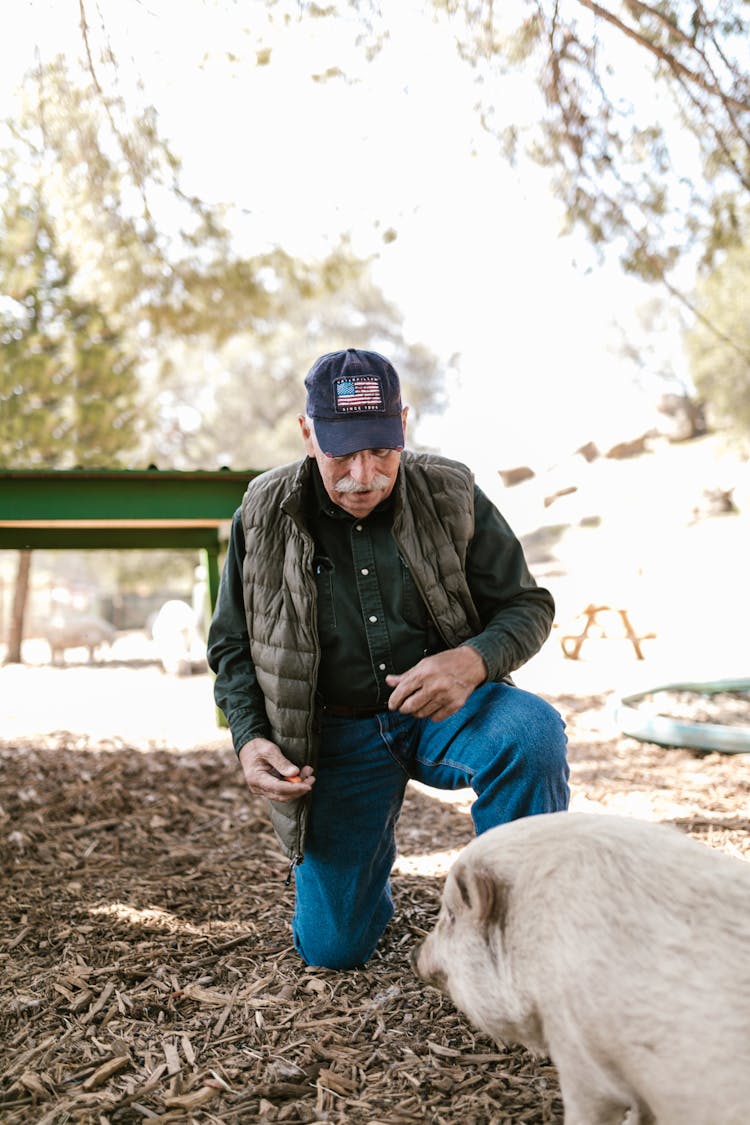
355;524;363;532
361;568;369;575
379;663;386;671
369;615;378;623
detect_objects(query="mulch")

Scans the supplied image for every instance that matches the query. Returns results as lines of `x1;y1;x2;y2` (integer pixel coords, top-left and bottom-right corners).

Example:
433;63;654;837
2;686;749;1124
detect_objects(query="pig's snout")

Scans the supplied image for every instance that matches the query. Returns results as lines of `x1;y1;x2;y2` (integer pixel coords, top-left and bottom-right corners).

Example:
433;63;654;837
410;938;448;993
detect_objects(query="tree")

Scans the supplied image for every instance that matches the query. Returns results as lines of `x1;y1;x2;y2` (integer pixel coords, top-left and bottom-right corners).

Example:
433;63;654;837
250;0;750;421
1;45;447;656
0;193;141;663
182;253;446;470
4;551;32;665
0;199;141;468
442;0;749;275
685;240;750;437
128;238;445;471
4;55;446;468
230;0;747;327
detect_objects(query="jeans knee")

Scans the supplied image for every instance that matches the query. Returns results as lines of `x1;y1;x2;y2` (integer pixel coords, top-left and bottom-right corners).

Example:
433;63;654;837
479;691;569;803
534;696;568;766
293;920;386;971
514;696;569;813
479;687;562;754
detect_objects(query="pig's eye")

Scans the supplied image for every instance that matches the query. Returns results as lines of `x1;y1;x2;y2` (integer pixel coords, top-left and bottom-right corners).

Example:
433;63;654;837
443;906;455;927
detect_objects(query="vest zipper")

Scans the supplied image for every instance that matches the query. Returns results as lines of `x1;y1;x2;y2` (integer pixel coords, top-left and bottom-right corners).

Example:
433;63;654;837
296;536;320;866
284;853;302;886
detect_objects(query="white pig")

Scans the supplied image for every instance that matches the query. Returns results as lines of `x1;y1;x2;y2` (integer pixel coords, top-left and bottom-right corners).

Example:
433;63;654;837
412;811;750;1125
151;599;205;676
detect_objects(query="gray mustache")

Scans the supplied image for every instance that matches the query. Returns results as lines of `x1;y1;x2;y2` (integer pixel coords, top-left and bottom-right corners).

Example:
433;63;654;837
335;473;392;494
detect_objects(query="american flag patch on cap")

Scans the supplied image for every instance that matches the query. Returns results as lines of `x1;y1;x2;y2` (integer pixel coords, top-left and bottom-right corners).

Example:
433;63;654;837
334;376;384;413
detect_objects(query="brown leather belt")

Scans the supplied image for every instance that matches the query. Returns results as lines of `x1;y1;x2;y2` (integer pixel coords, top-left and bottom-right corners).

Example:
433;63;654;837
320;703;387;719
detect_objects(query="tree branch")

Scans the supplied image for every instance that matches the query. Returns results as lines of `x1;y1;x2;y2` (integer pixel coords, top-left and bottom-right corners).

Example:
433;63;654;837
671;66;750;195
660;270;750;365
591;167;750;363
77;0;152;220
623;0;750;151
574;0;750;114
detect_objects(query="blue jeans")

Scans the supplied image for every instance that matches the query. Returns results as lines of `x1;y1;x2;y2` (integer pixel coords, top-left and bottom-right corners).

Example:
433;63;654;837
292;682;569;969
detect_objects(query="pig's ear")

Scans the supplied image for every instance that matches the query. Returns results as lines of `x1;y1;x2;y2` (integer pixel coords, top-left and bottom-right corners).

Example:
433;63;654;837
454;864;509;935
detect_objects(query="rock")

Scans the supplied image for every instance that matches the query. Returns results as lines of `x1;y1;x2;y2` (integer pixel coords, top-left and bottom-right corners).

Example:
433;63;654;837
498;466;535;487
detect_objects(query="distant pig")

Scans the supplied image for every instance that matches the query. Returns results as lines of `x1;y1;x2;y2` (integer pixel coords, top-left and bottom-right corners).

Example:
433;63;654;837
412;811;750;1125
46;615;116;665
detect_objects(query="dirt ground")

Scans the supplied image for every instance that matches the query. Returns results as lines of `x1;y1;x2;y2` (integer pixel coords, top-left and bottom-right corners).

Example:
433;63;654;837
1;634;750;1124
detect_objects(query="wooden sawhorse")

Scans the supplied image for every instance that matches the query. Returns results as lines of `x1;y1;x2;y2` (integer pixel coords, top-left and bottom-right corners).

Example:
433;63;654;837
560;604;655;661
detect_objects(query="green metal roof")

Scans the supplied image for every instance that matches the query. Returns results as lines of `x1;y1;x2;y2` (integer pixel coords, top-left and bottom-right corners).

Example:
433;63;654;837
0;467;261;550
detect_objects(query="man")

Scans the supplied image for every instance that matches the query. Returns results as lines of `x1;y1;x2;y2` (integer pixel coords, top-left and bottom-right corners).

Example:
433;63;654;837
207;348;569;969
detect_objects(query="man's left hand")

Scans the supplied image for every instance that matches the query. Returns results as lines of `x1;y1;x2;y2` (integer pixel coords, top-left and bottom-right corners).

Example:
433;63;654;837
385;647;487;722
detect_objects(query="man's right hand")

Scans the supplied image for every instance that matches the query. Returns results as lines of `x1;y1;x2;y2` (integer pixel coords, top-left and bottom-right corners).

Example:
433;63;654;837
237;738;315;801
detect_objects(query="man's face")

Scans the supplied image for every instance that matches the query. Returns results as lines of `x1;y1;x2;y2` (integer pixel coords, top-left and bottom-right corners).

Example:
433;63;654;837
298;412;407;518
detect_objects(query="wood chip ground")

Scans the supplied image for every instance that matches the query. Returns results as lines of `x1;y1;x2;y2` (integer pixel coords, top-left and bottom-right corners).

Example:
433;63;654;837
2;668;749;1123
633;688;750;728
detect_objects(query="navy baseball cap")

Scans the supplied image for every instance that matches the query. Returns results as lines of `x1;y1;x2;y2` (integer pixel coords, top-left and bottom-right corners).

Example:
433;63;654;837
304;348;404;457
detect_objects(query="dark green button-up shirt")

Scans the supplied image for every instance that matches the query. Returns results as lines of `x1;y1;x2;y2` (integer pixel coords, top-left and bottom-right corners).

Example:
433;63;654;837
208;459;554;753
308;467;438;708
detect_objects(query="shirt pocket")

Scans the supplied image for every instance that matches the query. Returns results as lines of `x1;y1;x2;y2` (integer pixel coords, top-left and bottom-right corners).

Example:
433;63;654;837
313;556;337;634
400;556;444;653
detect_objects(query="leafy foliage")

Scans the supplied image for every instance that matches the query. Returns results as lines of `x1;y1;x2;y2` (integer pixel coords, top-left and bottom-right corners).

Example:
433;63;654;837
0;199;140;468
281;0;750;288
430;0;750;283
273;0;750;431
1;54;444;470
184;259;445;469
686;241;750;436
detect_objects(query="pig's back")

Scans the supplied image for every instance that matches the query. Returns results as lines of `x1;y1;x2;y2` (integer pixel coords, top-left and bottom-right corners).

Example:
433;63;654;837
475;811;750;1122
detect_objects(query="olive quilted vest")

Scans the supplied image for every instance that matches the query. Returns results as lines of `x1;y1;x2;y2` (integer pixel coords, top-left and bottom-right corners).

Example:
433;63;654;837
240;451;479;860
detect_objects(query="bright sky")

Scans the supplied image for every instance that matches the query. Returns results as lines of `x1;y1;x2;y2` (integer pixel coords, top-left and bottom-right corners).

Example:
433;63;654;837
2;0;689;490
